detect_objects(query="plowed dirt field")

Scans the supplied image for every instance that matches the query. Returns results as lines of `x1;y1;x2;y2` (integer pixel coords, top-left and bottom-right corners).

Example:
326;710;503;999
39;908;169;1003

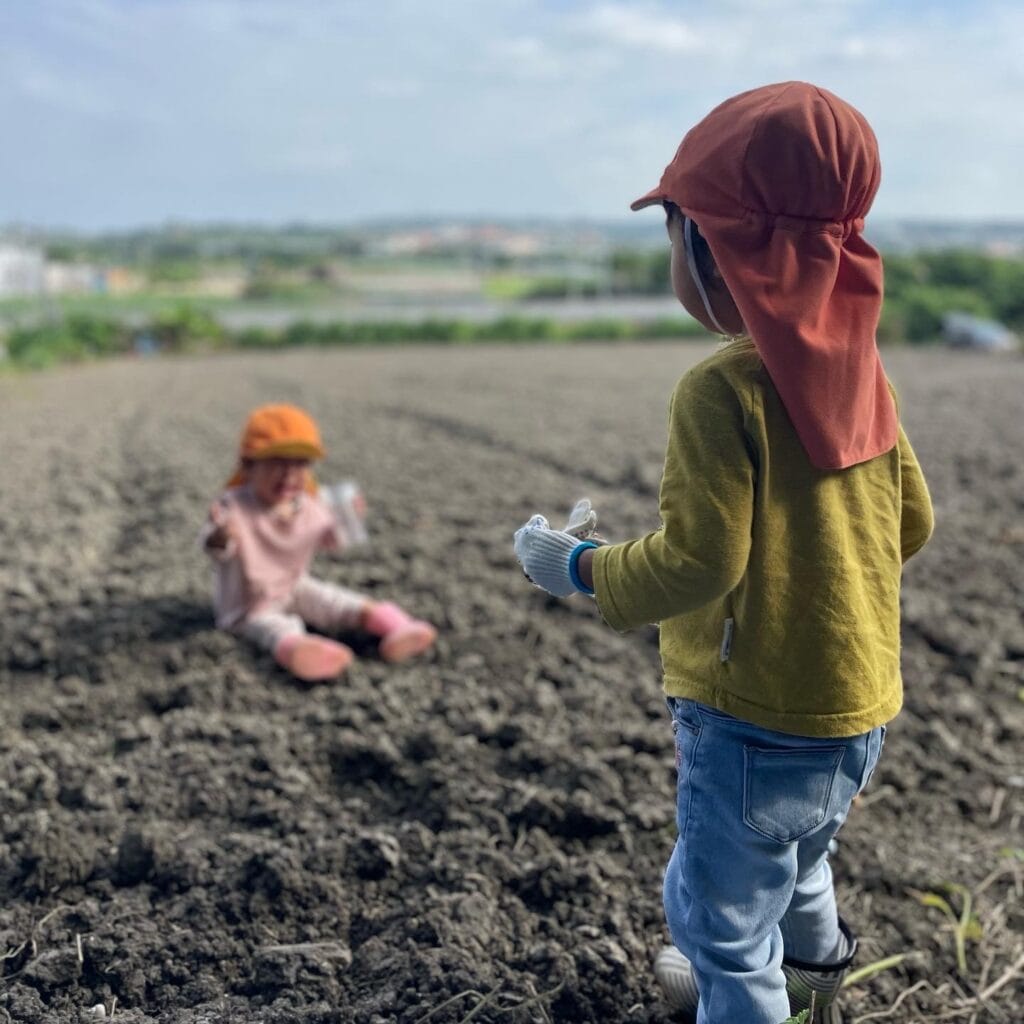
0;343;1021;1023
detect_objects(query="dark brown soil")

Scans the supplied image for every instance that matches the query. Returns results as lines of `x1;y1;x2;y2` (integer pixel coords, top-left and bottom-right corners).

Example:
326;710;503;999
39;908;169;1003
0;343;1021;1023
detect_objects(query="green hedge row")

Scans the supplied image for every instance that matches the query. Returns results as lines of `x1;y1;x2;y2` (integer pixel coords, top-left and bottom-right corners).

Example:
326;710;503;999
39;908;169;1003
2;306;225;370
1;307;708;369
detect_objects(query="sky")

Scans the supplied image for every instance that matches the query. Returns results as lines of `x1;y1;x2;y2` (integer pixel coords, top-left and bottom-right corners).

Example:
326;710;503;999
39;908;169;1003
2;0;1023;230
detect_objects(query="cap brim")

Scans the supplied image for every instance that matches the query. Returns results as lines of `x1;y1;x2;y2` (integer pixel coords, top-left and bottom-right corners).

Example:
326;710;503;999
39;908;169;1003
630;187;665;212
249;441;324;460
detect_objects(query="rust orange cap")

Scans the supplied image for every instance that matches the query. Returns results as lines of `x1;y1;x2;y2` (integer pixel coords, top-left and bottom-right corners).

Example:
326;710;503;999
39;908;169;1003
239;404;325;461
632;81;898;470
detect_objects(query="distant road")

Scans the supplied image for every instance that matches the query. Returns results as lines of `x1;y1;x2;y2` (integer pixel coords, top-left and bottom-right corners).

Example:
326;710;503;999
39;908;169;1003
0;294;693;331
214;295;691;329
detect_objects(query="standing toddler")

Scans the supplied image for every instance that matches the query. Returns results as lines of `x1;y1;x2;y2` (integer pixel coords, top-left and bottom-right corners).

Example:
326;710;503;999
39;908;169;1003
514;82;933;1023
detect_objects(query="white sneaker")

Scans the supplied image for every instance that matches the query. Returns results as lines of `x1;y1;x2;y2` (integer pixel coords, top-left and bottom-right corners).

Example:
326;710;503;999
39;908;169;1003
654;946;700;1016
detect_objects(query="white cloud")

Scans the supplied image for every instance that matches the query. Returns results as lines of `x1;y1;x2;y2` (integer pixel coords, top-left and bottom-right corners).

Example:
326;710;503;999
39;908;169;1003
578;3;703;54
839;35;907;60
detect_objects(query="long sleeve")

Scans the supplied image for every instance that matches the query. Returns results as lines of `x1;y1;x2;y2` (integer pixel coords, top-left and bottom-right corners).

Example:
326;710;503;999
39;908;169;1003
592;367;755;631
198;506;238;562
898;426;933;563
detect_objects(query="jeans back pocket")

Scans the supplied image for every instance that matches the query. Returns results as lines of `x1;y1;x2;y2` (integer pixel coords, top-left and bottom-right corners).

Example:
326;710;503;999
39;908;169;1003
743;745;845;843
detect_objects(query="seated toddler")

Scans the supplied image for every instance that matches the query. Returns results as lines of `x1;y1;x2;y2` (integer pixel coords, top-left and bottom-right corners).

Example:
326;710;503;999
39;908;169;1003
201;403;436;681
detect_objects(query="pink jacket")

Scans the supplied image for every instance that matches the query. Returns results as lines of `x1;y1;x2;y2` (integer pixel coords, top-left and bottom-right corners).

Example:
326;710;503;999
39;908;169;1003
200;487;344;629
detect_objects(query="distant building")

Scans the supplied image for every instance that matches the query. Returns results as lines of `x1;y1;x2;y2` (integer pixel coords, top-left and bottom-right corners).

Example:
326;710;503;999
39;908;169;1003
942;312;1019;352
0;243;46;297
43;261;101;295
0;241;114;298
104;267;145;295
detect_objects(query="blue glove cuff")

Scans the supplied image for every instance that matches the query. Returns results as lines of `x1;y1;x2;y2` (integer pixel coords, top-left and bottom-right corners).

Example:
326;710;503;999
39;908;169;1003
568;541;598;595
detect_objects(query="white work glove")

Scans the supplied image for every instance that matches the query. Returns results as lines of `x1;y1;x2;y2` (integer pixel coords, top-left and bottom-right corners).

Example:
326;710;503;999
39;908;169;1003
513;513;597;598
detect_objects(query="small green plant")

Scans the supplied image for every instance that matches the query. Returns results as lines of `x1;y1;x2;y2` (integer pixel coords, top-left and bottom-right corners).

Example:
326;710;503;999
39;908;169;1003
914;883;982;973
781;1010;810;1023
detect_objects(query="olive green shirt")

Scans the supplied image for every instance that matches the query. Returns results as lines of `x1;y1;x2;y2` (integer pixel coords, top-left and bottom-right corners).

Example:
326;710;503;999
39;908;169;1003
592;344;933;738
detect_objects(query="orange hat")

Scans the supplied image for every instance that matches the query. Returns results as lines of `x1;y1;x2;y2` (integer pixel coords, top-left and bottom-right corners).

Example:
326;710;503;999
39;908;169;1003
226;404;324;489
238;404;325;461
632;81;897;470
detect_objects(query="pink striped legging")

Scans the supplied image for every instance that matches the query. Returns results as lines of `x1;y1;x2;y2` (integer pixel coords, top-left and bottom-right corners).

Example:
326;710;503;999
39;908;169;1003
238;575;368;653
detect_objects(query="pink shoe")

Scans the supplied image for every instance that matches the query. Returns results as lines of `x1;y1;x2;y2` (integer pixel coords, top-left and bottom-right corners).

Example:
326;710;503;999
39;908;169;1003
274;635;354;682
379;620;437;663
364;602;437;663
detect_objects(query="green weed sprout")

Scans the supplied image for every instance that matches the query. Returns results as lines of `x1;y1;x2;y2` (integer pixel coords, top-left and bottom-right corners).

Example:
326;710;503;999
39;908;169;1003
915;883;983;973
843;952;912;988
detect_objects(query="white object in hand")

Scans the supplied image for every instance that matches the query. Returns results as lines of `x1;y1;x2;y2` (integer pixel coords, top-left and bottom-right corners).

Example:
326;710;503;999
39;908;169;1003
563;498;598;540
322;480;369;546
513;514;586;598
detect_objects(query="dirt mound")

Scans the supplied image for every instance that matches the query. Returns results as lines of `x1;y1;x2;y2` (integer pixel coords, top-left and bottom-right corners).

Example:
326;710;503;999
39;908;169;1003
0;345;1021;1022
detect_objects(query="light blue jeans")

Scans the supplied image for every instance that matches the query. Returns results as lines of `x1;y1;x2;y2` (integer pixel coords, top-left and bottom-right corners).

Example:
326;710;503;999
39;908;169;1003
664;698;885;1024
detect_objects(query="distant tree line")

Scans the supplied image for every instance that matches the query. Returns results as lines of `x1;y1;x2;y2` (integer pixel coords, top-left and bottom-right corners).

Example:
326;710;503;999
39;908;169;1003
44;225;367;266
42;226;367;288
606;247;1024;343
879;250;1024;342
